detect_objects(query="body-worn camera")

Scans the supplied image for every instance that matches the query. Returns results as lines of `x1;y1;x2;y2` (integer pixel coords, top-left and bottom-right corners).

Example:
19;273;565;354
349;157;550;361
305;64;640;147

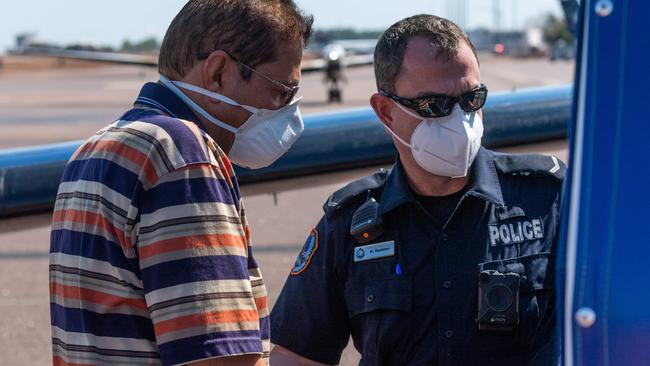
477;270;522;331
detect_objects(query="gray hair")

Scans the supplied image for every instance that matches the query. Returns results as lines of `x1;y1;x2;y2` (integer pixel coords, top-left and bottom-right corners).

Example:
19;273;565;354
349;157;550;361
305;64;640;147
374;14;477;93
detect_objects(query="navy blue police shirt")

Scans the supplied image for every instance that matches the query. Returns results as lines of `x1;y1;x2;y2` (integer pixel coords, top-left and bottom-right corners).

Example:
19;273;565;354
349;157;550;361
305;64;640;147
270;147;565;366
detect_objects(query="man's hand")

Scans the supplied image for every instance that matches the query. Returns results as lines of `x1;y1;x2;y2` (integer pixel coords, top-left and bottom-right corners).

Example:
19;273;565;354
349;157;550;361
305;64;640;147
186;354;265;366
270;345;330;366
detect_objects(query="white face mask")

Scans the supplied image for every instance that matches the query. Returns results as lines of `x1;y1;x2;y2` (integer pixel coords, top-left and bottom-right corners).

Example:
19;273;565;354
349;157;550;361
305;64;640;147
159;75;304;169
386;102;484;178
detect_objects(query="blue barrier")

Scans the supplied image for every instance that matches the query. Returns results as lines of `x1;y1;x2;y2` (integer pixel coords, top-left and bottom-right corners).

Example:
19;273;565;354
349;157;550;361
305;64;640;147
0;84;572;217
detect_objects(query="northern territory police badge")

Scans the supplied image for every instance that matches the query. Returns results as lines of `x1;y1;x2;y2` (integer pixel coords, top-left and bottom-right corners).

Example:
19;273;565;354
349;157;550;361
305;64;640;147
291;228;319;275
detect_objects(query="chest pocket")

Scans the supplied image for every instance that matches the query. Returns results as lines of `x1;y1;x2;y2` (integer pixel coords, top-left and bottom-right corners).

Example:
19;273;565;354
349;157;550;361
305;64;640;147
477;253;555;353
345;275;412;364
345;276;412;317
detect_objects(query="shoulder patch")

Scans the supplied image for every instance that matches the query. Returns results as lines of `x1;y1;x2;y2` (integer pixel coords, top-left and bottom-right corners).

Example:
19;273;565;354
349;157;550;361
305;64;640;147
290;228;319;276
494;153;566;180
323;168;390;216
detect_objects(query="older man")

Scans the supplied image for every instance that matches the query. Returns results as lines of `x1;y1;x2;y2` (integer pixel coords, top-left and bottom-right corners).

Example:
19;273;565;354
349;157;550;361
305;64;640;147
49;1;312;365
271;14;563;366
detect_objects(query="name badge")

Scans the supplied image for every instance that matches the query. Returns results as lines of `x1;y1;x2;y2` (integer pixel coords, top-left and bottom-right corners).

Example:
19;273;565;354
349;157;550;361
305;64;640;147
354;241;395;262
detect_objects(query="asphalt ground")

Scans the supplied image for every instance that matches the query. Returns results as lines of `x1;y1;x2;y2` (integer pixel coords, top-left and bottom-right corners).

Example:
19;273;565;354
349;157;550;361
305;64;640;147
0;54;573;365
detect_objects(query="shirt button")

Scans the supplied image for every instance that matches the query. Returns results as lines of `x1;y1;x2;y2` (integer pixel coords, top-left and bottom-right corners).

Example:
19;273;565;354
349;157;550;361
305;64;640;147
444;330;454;338
367;294;375;303
443;280;452;289
441;234;449;242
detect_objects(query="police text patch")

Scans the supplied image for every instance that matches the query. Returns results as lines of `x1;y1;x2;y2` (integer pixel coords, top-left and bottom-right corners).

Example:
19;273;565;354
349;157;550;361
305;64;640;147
291;228;318;275
489;219;544;246
354;241;395;262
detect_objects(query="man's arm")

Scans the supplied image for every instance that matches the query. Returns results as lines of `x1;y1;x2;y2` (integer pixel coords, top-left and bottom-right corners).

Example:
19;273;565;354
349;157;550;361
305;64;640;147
139;163;268;365
270;345;330;366
186;354;265;366
269;220;350;365
184;342;332;365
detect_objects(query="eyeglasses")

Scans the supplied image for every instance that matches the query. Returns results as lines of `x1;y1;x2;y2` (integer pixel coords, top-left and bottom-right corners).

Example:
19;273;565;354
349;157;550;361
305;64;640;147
198;51;299;105
380;84;488;118
236;60;300;105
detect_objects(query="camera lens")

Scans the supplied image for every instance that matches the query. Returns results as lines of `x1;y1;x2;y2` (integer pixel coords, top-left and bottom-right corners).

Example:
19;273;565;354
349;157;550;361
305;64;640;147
486;284;513;312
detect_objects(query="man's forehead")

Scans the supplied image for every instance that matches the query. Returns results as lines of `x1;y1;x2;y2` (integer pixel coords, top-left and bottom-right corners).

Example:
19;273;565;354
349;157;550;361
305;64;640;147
402;35;478;64
409;79;481;99
395;37;480;97
404;36;453;60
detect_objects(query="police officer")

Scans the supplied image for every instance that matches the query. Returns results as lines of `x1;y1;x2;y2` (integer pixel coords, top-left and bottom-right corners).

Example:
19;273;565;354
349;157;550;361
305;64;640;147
270;14;564;366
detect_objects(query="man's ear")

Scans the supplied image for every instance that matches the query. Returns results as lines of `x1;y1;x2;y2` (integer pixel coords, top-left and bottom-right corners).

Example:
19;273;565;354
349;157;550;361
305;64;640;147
201;50;231;92
370;93;395;129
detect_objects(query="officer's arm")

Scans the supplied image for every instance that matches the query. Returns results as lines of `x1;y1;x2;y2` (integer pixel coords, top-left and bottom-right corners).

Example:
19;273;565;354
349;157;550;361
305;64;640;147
270;217;350;364
270;345;330;366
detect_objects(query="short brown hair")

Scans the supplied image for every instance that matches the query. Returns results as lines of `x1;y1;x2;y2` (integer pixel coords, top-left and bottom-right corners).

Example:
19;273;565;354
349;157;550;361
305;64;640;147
374;14;477;93
159;0;313;80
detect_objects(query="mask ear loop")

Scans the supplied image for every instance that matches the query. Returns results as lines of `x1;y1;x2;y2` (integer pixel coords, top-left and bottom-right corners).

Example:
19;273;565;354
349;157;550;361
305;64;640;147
392;99;426;120
159;74;239;134
384;124;414;149
384;100;422;149
169;79;260;114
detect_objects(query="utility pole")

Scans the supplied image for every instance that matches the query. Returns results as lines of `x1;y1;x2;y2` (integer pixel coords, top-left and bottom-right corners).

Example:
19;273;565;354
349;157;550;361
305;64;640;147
493;0;502;33
447;0;468;30
455;0;467;31
512;0;518;30
492;0;502;44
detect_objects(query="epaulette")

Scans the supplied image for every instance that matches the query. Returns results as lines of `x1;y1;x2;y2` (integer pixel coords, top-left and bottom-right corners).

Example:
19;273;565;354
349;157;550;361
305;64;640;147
323;168;390;217
494;153;566;180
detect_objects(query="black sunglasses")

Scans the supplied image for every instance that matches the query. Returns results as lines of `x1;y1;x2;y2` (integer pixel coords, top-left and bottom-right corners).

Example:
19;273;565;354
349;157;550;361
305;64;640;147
380;84;488;118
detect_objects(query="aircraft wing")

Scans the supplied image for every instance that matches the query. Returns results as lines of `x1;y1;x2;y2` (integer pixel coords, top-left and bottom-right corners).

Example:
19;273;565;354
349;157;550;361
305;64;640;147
10;46;158;67
10;46;373;73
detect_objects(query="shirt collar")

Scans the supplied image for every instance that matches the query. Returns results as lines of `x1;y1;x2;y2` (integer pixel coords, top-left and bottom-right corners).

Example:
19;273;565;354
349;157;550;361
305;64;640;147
465;147;505;207
378;147;505;215
134;82;206;131
378;158;416;215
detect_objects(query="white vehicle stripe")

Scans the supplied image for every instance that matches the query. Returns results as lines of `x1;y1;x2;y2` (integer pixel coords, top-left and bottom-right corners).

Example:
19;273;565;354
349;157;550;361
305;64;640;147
564;2;591;365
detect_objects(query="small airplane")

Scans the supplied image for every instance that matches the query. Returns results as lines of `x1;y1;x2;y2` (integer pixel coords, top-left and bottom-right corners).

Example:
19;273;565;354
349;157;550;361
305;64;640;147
8;35;375;74
9;34;375;104
322;43;347;103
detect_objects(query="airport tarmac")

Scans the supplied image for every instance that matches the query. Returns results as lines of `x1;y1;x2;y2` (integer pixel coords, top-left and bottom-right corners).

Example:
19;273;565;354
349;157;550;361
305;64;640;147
0;55;573;365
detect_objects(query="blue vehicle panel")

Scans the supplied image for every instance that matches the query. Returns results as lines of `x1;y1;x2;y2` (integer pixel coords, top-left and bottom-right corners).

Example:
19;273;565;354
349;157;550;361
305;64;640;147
561;1;650;364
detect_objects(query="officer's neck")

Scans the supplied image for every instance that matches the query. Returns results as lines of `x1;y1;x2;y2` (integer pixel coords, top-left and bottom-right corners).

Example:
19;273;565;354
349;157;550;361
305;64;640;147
401;156;470;197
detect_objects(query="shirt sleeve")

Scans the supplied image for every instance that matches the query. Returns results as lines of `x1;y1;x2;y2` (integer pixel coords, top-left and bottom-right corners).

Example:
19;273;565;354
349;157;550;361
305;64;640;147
137;163;264;366
270;216;350;364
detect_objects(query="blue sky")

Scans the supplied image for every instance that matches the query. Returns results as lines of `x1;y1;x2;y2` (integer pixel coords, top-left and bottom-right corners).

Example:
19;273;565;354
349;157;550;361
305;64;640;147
0;0;562;52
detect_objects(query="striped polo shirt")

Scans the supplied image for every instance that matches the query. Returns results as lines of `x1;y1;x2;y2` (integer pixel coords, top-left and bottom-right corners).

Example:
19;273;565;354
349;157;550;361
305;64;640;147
49;82;269;365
